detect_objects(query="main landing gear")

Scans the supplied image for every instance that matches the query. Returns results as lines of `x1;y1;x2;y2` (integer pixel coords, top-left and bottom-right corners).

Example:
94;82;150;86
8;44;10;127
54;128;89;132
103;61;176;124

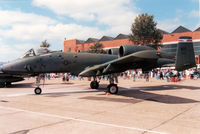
90;74;119;94
90;77;99;89
107;74;118;94
90;81;99;89
107;84;118;94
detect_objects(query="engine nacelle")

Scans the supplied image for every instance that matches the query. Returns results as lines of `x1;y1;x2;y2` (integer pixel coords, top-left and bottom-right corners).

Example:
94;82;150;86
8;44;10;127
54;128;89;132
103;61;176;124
119;45;155;57
107;48;119;55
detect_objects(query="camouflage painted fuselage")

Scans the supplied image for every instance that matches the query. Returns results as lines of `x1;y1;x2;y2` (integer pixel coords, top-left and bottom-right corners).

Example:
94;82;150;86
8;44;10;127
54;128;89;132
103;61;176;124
2;52;118;75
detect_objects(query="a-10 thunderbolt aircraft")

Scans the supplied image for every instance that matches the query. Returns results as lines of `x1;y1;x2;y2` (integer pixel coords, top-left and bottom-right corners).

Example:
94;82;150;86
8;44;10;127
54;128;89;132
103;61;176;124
0;36;196;95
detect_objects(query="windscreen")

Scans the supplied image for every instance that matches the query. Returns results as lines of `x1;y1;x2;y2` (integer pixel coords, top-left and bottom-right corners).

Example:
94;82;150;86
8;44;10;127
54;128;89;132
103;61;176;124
21;48;36;58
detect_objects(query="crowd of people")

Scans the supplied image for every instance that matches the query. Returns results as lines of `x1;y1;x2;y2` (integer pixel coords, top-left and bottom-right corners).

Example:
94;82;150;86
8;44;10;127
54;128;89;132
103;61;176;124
120;68;200;82
38;68;200;83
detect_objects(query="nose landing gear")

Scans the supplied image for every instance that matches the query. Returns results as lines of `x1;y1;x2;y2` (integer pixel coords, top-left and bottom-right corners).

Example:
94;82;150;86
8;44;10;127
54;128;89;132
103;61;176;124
34;87;42;95
34;75;43;95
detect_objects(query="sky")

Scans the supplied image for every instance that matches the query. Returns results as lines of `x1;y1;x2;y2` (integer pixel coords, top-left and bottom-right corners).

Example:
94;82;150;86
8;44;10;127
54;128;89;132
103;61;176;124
0;0;199;62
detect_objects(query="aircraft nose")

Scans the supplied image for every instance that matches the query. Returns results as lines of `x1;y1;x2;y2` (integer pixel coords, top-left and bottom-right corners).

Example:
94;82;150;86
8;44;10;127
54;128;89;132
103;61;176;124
1;62;25;73
1;63;13;73
1;60;34;74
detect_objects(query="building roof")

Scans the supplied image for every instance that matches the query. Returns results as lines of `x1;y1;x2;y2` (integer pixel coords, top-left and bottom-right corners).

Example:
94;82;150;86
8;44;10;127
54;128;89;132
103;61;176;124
76;40;85;44
114;34;129;40
171;26;191;33
194;27;200;31
85;38;99;43
158;29;169;34
99;36;114;42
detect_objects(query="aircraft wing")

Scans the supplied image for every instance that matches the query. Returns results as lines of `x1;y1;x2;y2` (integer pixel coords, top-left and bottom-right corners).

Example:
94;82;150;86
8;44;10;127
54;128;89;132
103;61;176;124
79;50;170;77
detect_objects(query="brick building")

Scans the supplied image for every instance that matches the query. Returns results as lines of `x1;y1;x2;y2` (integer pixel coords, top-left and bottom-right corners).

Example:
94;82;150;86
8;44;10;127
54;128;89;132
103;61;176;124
64;26;200;64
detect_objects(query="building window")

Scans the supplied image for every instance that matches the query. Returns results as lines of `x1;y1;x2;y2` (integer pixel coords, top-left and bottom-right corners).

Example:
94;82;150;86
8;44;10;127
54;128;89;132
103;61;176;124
69;48;71;52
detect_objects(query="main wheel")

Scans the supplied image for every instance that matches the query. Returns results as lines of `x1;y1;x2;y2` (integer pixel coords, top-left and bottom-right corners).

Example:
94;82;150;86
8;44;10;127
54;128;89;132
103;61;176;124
0;83;5;88
90;81;99;89
34;87;42;95
107;84;118;94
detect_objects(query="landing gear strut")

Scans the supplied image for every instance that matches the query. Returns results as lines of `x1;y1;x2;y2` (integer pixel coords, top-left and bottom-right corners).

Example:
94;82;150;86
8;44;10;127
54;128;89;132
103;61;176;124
107;74;118;94
90;77;99;89
34;75;42;95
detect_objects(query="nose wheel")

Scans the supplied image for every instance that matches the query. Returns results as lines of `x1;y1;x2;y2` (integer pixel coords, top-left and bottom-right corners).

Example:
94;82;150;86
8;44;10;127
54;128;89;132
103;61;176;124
34;87;42;95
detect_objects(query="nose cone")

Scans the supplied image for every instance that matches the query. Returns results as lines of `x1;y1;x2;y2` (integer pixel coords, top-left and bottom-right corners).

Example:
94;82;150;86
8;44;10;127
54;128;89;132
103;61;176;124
1;62;15;73
1;60;26;74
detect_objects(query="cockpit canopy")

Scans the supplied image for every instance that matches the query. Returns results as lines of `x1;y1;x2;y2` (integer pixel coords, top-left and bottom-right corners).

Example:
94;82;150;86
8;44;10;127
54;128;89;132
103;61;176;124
21;49;36;58
21;48;62;58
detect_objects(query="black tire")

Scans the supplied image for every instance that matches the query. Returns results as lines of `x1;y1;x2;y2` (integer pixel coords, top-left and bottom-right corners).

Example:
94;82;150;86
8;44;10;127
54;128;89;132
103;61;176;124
6;82;12;87
0;83;5;88
107;84;118;94
34;87;42;95
90;81;99;89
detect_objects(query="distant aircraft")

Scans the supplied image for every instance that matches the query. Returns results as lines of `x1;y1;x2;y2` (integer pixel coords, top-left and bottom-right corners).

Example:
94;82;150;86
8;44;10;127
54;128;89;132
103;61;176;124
0;36;196;94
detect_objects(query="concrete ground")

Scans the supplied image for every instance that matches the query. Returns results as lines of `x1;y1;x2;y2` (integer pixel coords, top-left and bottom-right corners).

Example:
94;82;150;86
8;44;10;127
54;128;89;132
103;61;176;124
0;77;200;134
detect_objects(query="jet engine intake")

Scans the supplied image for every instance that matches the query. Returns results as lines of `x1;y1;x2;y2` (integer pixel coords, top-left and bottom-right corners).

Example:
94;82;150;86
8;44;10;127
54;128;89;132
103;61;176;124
119;45;155;57
107;48;119;55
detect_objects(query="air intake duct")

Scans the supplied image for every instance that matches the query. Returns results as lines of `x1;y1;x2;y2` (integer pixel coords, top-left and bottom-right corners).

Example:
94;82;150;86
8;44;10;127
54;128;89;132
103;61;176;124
119;45;155;57
107;48;119;55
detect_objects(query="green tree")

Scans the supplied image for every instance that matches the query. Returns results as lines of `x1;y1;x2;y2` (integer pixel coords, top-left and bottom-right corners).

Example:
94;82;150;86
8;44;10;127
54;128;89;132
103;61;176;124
40;40;50;48
88;42;106;54
129;13;163;45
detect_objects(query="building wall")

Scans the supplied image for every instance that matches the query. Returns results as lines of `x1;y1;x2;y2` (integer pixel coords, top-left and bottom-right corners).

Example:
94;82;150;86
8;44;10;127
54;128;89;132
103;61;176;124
160;31;200;64
64;38;132;52
64;39;77;52
64;31;200;64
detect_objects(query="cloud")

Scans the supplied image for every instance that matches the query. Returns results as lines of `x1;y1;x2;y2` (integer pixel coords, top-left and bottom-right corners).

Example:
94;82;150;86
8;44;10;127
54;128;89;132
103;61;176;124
0;24;49;41
0;39;37;62
0;23;104;42
32;0;139;34
0;1;140;61
0;9;56;27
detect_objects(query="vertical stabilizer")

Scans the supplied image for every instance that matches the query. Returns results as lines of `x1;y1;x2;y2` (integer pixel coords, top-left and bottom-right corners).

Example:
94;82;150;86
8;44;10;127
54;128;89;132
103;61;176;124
175;36;196;71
